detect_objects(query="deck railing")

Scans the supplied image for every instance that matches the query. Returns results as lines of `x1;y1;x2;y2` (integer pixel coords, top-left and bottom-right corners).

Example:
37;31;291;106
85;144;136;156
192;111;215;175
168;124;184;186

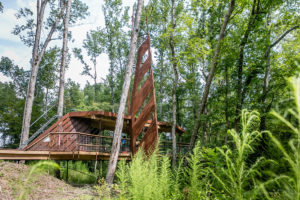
33;132;189;154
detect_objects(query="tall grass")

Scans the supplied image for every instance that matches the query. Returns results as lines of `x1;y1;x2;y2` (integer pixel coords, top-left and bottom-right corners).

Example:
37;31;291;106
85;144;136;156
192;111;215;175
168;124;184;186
60;161;97;185
93;77;300;200
114;110;269;200
184;142;212;199
18;161;60;200
209;109;272;199
267;77;300;200
116;149;177;200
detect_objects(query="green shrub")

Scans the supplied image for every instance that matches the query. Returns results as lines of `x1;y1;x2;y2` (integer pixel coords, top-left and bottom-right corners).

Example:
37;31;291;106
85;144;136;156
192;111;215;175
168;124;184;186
61;161;97;185
18;161;60;200
267;77;300;200
184;142;212;199
210;110;270;199
116;149;176;200
27;160;59;176
94;178;118;199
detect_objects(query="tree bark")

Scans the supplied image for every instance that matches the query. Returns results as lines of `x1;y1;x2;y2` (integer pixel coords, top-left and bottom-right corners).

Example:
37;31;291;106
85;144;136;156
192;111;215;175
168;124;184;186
105;0;143;185
169;0;178;167
58;0;72;118
159;50;164;120
260;24;299;130
225;64;229;145
106;29;116;112
201;109;208;146
93;57;97;101
19;0;47;148
20;0;66;148
234;0;259;131
45;87;48;118
264;25;299;59
188;0;236;151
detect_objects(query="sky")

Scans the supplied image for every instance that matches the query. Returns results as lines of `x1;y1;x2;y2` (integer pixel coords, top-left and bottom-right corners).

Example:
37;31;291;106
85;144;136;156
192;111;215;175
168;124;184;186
0;0;142;87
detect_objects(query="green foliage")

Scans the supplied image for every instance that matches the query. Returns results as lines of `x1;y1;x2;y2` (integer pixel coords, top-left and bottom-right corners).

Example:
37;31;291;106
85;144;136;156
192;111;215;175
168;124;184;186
0;82;24;147
0;56;29;97
18;161;60;200
116;149;176;200
73;28;105;87
114;109;278;200
266;77;300;200
0;2;3;13
13;0;89;47
38;47;61;91
94;178;119;200
0;0;300;198
60;161;97;185
209;110;271;199
184;142;212;199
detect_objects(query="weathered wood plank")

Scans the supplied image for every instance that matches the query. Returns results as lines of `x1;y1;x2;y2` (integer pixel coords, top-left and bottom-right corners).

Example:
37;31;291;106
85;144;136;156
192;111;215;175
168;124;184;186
0;150;130;161
131;75;154;116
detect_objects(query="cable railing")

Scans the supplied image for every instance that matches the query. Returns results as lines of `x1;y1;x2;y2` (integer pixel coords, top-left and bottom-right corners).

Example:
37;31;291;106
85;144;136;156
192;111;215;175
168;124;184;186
30;132;189;154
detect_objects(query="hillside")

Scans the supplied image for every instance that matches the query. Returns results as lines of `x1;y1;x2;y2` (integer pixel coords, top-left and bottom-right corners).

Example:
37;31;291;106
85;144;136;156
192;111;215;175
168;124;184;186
0;161;96;200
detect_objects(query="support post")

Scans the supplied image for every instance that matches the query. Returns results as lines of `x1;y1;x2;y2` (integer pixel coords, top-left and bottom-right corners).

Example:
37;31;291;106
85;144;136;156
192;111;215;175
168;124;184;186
55;161;61;179
98;159;103;181
66;160;69;182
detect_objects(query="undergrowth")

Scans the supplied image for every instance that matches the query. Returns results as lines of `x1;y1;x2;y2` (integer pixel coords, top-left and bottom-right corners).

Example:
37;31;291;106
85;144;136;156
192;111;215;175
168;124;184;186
16;77;300;200
116;149;176;200
112;76;300;200
265;77;300;200
114;111;270;199
18;161;59;200
60;161;97;185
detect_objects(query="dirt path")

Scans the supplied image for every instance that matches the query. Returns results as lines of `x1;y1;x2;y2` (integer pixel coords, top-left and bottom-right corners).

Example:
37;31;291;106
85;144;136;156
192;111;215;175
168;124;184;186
0;161;97;200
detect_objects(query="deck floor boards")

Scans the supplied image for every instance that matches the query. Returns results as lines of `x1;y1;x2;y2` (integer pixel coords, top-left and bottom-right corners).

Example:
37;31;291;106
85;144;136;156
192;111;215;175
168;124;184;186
0;149;130;161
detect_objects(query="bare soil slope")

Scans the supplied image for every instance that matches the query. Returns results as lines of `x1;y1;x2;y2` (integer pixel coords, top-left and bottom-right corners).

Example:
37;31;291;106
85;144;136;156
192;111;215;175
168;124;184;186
0;161;96;200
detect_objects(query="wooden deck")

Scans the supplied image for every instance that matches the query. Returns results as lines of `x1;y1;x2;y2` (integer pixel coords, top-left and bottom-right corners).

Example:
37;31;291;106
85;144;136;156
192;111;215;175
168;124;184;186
0;110;186;161
0;149;130;161
0;132;189;161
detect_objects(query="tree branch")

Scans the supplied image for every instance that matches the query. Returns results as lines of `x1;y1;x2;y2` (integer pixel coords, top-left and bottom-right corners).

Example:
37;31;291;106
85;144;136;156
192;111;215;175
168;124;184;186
265;25;299;58
38;0;66;62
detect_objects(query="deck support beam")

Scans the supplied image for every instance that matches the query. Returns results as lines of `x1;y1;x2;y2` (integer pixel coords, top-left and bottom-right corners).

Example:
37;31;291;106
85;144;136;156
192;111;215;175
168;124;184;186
0;150;130;161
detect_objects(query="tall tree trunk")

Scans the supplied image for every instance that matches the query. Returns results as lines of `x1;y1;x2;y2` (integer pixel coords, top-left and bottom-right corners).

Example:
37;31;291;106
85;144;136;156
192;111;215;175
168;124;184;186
191;64;197;122
105;0;143;185
201;109;208;146
188;0;235;151
225;64;229;145
234;0;259;131
260;24;299;130
45;87;48;118
107;35;116;112
58;0;72;118
260;14;271;130
159;50;164;120
20;0;64;147
111;86;115;112
93;58;97;101
20;0;46;148
169;0;178;167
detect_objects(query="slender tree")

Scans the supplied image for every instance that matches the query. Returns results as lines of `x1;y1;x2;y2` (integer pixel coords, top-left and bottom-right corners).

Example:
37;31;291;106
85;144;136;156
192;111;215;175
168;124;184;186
189;0;236;151
234;0;260;131
169;0;178;166
73;29;105;100
260;24;299;130
102;0;130;112
38;47;61;114
17;0;66;148
14;0;88;147
106;0;143;185
58;0;72;118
